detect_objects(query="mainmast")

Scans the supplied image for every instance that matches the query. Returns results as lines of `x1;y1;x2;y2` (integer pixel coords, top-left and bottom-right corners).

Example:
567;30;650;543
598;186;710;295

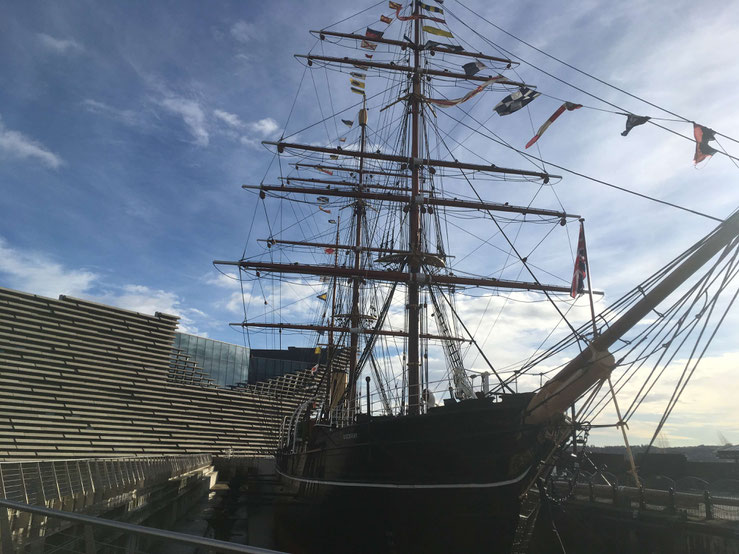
407;0;422;415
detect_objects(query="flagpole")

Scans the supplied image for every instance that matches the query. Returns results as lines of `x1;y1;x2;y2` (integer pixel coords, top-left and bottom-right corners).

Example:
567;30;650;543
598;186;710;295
580;218;598;337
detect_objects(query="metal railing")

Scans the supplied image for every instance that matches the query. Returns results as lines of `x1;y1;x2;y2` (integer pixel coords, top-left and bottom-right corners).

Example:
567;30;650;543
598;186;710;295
0;497;284;553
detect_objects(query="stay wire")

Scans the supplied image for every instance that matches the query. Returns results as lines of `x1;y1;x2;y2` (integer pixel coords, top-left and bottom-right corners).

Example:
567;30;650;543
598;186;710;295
453;0;739;147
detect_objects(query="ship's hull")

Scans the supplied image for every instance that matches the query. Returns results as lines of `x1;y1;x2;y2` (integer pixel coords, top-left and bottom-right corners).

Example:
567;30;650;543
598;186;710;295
274;394;552;553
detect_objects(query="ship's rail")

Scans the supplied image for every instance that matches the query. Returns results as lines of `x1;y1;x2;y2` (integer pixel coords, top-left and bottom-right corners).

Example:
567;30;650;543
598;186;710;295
552;479;739;522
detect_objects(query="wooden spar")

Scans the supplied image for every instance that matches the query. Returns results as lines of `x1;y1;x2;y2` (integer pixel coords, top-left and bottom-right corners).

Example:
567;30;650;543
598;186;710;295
311;30;518;65
235;321;468;342
256;238;450;258
280;177;412;193
525;210;739;425
293;163;411;179
298;54;529;87
408;5;422;414
247;184;577;219
265;141;558;180
213;260;596;295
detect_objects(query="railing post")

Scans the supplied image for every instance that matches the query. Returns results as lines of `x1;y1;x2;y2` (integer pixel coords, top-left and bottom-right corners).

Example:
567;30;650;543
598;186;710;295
704;490;713;520
84;524;96;553
0;506;14;554
611;483;618;505
667;487;676;514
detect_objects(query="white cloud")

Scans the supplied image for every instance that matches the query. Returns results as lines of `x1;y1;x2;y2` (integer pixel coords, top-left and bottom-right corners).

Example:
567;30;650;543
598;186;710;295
213;109;244;129
37;33;83;54
230;21;257;43
0;238;205;335
159;97;209;146
0;115;63;169
0;237;96;297
247;117;279;137
82;99;144;128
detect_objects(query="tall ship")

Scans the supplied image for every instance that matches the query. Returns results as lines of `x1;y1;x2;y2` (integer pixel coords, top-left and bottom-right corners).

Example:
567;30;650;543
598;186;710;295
216;2;739;552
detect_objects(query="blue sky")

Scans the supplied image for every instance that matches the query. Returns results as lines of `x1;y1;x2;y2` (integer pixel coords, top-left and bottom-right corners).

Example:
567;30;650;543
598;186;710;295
1;0;738;445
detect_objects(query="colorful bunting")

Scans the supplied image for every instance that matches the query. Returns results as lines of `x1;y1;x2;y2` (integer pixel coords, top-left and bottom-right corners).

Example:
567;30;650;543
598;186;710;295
330;154;340;159
341;119;354;127
366;28;384;40
494;87;541;116
361;40;377;51
525;102;582;148
350;79;365;89
419;1;443;13
693;123;718;164
380;14;393;24
351;87;366;95
462;60;486;77
389;1;402;9
621;114;650;136
350;72;366;79
365;54;374;59
423;25;453;38
423;77;504;107
570;222;587;298
316;196;330;203
318;167;334;175
323;248;335;255
339;137;347;143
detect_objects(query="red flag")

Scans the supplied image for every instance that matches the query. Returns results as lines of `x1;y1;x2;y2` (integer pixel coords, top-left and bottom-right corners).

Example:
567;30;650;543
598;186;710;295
526;102;582;149
693;123;718;164
570;222;587;298
318;167;333;175
324;248;335;254
380;14;393;24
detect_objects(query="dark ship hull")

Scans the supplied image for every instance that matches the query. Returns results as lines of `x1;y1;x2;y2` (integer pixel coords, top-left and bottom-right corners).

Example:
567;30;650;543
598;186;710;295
274;393;555;553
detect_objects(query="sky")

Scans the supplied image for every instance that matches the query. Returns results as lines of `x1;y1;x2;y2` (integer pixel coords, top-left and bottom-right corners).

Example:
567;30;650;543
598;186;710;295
1;0;738;446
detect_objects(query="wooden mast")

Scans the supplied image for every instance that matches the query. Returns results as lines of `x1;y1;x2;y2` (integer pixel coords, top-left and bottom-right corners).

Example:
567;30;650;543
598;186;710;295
407;0;422;415
348;102;368;414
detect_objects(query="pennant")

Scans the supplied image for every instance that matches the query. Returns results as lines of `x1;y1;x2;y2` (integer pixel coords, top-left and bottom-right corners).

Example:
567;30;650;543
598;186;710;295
494;87;541;116
342;119;354;127
693;123;718;164
425;40;463;52
328;219;337;224
314;346;322;355
339;137;346;143
350;79;365;89
310;364;319;374
329;154;340;159
462;60;486;77
389;1;402;9
351;87;366;95
393;5;444;22
365;54;374;59
319;205;332;214
525;102;582;148
621;114;650;136
317;292;328;301
380;14;393;24
570;222;587;298
353;63;369;70
316;196;330;203
350;72;366;79
423;26;453;38
361;40;377;51
366;28;384;40
318;167;334;175
419;1;443;13
423;76;505;107
323;248;335;255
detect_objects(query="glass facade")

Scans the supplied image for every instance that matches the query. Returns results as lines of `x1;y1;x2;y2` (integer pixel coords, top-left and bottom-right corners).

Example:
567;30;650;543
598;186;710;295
174;333;249;387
